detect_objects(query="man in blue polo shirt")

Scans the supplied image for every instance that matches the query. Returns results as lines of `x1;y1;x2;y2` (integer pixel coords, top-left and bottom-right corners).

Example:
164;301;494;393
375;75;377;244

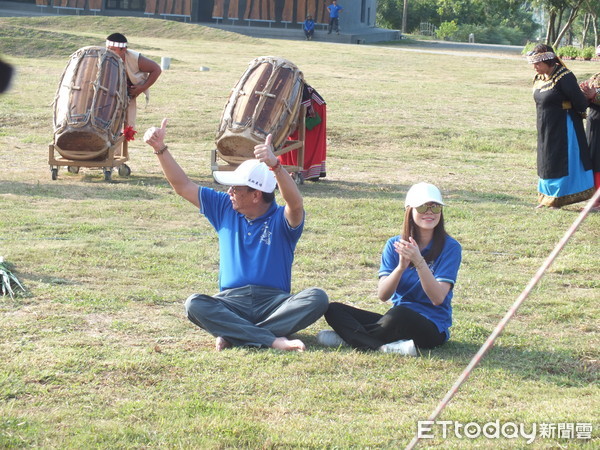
144;119;329;352
327;0;343;35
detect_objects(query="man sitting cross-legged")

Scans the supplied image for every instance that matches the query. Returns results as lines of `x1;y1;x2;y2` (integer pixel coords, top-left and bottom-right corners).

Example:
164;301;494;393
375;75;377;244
144;119;329;351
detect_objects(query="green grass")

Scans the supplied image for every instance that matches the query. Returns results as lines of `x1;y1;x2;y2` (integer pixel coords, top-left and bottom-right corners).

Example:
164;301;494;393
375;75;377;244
0;16;598;448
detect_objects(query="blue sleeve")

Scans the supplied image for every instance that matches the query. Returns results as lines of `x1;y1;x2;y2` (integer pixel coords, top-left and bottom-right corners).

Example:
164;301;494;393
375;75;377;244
199;187;231;231
378;236;400;278
433;238;462;287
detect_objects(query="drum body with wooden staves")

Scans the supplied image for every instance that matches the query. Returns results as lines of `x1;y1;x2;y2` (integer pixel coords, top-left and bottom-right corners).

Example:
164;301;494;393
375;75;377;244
53;46;128;161
216;56;304;165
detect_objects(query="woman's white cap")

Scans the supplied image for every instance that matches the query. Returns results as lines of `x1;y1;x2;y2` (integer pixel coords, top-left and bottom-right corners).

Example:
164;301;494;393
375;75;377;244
405;182;445;208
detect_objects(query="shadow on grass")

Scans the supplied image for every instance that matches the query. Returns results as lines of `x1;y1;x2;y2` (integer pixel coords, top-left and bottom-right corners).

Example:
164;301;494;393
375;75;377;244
438;340;599;387
0;177;167;200
2;174;531;207
301;332;597;387
289;179;527;206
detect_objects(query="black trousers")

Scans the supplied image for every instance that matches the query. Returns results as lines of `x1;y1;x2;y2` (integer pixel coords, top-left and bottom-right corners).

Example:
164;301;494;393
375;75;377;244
324;302;446;350
328;17;339;33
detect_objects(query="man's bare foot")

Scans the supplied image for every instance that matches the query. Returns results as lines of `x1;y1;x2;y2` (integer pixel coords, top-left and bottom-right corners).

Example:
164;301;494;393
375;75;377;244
215;336;231;351
271;337;306;352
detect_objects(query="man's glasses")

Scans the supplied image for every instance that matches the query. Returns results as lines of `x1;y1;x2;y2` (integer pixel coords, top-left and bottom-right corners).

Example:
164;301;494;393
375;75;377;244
414;204;443;214
229;186;254;194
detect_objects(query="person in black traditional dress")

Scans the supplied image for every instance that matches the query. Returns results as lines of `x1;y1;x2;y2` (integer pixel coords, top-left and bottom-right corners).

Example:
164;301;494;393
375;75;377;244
579;45;600;211
527;44;594;208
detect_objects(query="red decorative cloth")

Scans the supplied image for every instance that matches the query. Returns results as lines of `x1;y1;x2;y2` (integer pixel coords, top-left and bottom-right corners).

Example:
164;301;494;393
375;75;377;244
279;85;327;180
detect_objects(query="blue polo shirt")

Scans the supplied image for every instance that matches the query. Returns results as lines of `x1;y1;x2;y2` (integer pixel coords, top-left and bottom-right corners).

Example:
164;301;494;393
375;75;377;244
378;235;462;339
200;187;304;292
328;4;343;18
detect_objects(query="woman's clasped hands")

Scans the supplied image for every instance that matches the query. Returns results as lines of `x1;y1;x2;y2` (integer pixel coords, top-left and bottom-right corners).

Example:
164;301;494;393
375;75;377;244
394;237;423;270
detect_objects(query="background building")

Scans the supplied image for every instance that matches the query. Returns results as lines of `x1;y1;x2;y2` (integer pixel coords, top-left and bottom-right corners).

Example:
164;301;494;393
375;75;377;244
3;0;399;43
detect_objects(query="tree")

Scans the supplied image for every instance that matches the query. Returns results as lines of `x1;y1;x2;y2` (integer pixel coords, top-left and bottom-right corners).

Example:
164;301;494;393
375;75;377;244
551;0;586;47
580;0;600;46
376;0;538;44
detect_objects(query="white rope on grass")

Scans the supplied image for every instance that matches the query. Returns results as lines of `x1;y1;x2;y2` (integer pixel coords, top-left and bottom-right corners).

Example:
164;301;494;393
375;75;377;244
405;187;600;450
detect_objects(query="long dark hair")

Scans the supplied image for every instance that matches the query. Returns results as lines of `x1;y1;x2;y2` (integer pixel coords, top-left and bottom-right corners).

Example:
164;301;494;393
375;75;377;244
401;207;448;265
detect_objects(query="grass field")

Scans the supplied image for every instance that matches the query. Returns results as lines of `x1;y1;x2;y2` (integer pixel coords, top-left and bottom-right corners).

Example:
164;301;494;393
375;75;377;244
0;16;598;448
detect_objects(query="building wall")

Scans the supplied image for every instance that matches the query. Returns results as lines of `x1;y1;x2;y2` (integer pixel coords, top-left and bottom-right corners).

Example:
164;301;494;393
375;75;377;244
203;0;377;29
10;0;378;30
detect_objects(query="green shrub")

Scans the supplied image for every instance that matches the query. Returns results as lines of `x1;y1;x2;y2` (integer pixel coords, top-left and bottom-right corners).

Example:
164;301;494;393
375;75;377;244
436;20;458;41
557;45;578;59
522;41;536;55
581;46;595;60
453;24;531;46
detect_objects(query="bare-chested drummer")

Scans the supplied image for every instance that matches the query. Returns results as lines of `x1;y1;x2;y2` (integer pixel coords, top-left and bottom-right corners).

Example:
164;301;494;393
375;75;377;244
143;119;329;352
105;33;161;128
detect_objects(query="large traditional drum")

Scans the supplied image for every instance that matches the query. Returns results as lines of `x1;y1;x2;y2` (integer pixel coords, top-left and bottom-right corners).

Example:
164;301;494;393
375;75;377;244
53;46;127;161
216;56;304;164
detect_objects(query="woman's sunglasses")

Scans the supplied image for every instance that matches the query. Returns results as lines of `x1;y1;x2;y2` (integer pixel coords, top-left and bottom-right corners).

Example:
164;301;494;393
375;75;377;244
414;204;443;214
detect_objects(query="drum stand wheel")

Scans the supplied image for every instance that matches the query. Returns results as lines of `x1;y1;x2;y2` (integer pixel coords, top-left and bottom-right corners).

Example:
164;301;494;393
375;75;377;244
67;166;80;174
51;167;59;180
293;172;304;185
118;164;131;177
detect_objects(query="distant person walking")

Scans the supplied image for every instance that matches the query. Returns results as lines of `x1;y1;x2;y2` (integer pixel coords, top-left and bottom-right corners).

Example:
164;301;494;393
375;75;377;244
526;43;594;208
303;15;315;40
327;0;343;35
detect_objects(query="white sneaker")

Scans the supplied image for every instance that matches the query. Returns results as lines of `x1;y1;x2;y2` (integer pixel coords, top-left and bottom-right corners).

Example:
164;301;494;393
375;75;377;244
379;339;417;356
317;330;347;347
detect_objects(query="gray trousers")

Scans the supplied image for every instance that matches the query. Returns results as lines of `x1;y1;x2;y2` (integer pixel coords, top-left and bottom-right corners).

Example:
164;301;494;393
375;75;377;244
185;285;329;348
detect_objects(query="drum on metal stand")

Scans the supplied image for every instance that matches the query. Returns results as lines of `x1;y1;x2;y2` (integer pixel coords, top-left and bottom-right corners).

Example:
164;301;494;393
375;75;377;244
215;56;304;166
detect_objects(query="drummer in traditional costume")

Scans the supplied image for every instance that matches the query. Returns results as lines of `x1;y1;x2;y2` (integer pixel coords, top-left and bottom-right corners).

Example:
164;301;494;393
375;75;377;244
579;45;600;211
105;33;161;128
527;44;594;208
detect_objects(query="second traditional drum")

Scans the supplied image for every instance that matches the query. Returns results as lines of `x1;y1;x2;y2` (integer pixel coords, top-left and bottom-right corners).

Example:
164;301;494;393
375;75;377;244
216;56;304;165
53;46;128;161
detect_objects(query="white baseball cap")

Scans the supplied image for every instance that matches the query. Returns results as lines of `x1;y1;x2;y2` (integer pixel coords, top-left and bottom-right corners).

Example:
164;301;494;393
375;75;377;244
213;159;276;193
405;182;445;208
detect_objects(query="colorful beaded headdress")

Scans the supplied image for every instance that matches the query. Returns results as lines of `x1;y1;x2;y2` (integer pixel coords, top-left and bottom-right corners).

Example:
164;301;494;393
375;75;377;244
526;51;556;64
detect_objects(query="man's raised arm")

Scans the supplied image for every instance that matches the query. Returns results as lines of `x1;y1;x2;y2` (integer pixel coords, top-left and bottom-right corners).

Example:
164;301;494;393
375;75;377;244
144;118;201;208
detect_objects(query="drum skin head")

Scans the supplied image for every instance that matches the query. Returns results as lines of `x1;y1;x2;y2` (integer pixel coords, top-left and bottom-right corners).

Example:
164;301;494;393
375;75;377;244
56;130;108;153
218;133;259;161
216;56;304;165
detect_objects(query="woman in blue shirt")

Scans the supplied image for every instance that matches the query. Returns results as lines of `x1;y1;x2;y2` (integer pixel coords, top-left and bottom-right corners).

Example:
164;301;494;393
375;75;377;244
319;183;462;354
